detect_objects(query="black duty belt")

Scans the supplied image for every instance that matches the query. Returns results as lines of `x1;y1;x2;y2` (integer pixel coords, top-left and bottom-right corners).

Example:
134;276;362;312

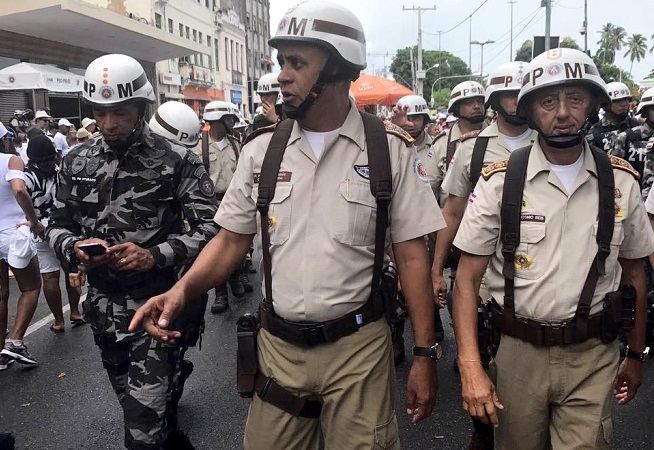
259;297;384;348
87;268;174;299
491;302;603;347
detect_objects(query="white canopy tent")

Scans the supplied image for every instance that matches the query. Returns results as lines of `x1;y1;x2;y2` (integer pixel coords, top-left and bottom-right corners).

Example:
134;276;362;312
0;62;83;92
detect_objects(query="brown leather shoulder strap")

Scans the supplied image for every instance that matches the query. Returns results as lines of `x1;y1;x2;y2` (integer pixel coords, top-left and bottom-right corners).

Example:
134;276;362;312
469;136;490;191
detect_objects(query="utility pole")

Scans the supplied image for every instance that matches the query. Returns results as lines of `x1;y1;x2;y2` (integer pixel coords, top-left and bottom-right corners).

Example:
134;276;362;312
469;16;472;71
471;40;495;80
437;30;442;92
543;0;552;51
403;5;437;97
508;1;517;60
583;0;588;53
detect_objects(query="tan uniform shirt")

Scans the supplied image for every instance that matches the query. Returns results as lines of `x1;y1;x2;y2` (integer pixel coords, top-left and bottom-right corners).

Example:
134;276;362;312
192;134;239;194
443;122;537;198
425;127;456;205
454;140;654;321
216;103;446;322
414;130;441;200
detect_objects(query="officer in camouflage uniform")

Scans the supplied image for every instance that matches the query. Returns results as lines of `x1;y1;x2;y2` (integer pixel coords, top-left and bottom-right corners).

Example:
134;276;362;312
586;81;638;153
46;54;218;450
611;87;654;201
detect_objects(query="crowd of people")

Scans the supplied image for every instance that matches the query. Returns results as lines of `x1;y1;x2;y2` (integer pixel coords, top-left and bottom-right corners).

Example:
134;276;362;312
1;1;654;449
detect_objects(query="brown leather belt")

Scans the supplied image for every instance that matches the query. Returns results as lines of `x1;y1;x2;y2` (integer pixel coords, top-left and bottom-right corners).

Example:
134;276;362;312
259;297;384;347
491;303;604;346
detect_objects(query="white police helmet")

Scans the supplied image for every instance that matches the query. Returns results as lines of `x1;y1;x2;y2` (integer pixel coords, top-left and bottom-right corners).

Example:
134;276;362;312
636;87;654;115
83;54;155;106
203;101;240;122
485;62;527;107
396;94;432;121
448;81;485;113
149;101;200;147
606;82;632;102
517;48;608;113
257;72;281;95
269;1;366;73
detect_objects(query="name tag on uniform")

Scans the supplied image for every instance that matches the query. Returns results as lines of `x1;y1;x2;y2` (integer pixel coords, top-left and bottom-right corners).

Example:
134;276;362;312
253;171;292;184
520;214;545;223
71;176;96;185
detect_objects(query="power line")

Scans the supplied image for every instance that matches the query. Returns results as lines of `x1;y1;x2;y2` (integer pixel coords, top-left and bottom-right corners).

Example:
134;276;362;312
422;0;488;36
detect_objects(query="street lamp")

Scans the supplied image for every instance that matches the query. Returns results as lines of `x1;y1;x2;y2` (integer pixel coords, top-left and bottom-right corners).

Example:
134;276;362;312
430;73;486;107
470;40;495;81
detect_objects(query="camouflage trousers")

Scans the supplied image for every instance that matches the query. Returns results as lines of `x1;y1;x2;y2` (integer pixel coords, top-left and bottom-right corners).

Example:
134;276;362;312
93;331;183;450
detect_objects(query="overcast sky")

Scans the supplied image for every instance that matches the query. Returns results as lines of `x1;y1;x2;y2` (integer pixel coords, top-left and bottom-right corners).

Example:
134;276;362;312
269;0;654;84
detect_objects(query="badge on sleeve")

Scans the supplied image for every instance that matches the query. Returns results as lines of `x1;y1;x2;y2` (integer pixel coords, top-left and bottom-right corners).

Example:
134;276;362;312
354;165;370;180
414;157;429;181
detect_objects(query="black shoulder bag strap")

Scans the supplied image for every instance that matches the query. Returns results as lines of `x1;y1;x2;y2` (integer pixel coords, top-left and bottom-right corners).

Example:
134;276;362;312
499;145;532;333
359;112;392;296
445;127;456;170
201;130;210;170
572;146;614;339
257;119;295;311
226;134;241;161
469;136;490;191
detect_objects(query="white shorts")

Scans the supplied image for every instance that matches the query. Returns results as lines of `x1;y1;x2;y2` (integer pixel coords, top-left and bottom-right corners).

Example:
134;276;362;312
35;240;60;273
0;228;11;263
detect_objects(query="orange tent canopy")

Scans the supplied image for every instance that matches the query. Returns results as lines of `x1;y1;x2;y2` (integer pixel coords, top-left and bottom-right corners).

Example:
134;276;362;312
351;72;415;106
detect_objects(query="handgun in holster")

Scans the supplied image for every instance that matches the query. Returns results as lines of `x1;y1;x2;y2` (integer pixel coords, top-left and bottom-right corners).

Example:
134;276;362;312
477;301;495;368
600;284;636;344
380;263;399;324
236;312;260;398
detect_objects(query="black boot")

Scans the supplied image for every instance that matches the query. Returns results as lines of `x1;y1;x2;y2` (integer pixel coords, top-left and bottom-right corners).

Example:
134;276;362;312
163;430;195;450
244;257;256;274
239;272;253;293
229;272;245;298
468;418;494;450
211;285;229;314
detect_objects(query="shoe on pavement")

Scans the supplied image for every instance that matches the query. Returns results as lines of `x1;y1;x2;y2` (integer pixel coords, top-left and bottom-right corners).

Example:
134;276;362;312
468;421;495;450
211;286;229;314
229;276;245;298
1;342;37;365
239;272;253;293
0;354;15;371
172;360;194;407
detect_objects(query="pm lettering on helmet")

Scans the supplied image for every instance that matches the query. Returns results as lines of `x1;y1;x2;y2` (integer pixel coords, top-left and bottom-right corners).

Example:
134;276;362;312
564;62;582;79
85;81;96;98
117;82;132;99
287;17;308;36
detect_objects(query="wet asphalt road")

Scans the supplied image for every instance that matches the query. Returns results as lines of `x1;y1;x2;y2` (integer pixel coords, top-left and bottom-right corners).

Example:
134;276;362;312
1;269;653;450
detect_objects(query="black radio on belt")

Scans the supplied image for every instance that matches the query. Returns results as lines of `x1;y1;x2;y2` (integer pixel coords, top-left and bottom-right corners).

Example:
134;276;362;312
619;284;636;331
600;284;636;344
236;312;260;398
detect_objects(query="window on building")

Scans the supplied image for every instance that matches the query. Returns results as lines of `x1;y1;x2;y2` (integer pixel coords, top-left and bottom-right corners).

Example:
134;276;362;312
225;38;230;70
207;35;211;47
215;38;220;70
208;55;213;69
192;30;197;42
185;26;190;40
199;31;203;44
168;18;173;34
206;0;210;7
179;23;184;37
154;13;162;29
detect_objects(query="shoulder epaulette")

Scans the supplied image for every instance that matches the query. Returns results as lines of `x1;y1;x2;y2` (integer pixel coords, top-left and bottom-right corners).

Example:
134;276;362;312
481;158;509;180
433;130;447;141
383;120;414;147
459;129;481;143
242;122;279;146
608;155;640;179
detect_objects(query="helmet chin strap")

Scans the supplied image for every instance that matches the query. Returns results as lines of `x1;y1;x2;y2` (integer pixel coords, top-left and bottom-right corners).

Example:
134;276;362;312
282;81;325;120
542;131;584;149
462;114;485;124
104;118;145;153
495;103;528;127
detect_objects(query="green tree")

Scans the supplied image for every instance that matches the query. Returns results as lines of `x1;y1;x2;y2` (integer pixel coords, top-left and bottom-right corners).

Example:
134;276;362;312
624;34;648;76
560;36;581;50
432;88;451;109
515;40;533;62
596;23;627;64
389;47;471;103
592;57;635;88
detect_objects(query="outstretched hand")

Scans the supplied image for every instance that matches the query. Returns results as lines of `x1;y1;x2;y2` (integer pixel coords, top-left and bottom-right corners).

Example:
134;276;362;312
128;288;187;344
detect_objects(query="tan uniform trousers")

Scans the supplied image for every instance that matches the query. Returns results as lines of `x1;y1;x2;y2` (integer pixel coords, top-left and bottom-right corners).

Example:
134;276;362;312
243;318;400;450
489;334;619;450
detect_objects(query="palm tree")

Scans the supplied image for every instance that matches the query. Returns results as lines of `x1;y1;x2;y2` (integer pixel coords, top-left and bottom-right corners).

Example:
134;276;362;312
650;34;654;53
597;23;627;64
624;34;648;76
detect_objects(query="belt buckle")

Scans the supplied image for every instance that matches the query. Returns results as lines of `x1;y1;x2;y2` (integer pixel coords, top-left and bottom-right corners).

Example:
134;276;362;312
298;323;327;347
545;321;566;346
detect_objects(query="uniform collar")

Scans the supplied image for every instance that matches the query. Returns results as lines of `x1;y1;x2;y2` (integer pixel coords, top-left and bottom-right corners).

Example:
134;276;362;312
527;140;596;181
415;130;433;152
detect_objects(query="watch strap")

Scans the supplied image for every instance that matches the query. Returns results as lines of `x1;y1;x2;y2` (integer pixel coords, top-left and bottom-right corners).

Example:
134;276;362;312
625;346;649;362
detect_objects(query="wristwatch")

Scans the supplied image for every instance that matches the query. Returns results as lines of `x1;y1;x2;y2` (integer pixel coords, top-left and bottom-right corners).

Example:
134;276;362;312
625;346;649;362
413;343;442;361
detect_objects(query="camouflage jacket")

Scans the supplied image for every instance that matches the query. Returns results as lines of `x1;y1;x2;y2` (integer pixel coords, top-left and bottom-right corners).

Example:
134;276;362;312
610;122;654;200
586;114;639;153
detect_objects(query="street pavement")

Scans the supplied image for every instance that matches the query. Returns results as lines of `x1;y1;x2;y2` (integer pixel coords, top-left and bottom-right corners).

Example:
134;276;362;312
1;269;653;449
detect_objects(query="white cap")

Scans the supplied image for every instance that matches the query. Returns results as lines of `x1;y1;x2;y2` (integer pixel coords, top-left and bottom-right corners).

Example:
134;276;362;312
606;82;632;102
83;53;155;106
448;81;485;112
76;128;90;139
445;115;458;124
637;87;654;115
257;72;281;95
8;225;36;269
149;101;201;147
34;110;51;120
396;95;432;120
81;117;96;129
203;100;240;122
485;62;528;107
58;118;72;127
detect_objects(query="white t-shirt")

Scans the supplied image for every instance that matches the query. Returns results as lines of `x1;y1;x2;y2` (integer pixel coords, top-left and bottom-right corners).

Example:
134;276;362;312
303;128;341;159
502;128;533;153
53;132;69;154
645;186;654;215
549;152;584;193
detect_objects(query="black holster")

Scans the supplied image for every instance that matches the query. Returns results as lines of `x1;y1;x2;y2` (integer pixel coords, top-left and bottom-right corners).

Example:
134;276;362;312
380;264;399;324
236;312;260;398
601;289;624;343
477;302;495;368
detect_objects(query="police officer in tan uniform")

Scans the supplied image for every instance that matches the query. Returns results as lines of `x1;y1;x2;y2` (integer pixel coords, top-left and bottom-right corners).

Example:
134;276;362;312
194;100;249;313
453;48;653;450
131;2;445;448
433;62;537;450
430;81;487;204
